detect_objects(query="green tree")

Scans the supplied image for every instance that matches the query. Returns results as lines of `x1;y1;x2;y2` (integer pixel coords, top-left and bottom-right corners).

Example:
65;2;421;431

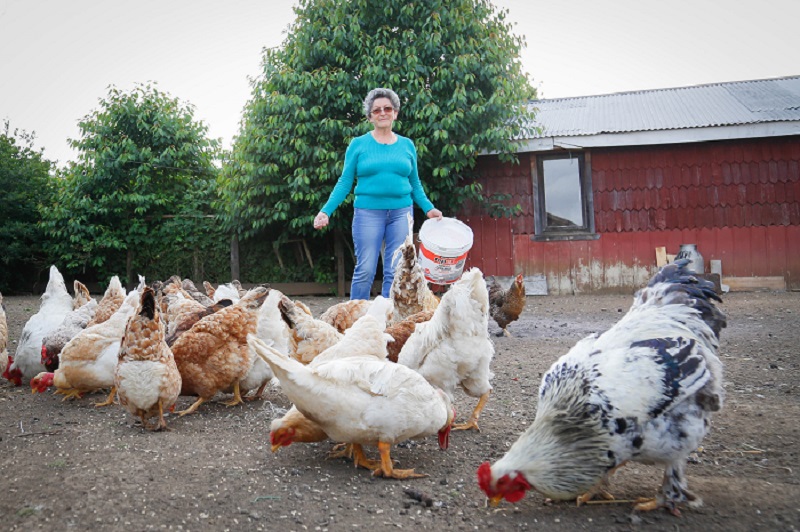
219;0;536;240
0;121;55;293
40;83;223;285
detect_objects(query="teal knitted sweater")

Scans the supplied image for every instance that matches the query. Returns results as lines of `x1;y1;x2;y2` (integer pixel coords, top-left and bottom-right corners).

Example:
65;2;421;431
320;132;435;216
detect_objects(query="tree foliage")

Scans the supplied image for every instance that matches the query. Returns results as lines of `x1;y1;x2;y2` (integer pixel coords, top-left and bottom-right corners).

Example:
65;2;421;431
39;83;223;284
0;121;55;292
219;0;536;240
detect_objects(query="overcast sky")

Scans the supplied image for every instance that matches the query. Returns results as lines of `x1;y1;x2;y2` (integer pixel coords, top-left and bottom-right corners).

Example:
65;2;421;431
1;0;798;167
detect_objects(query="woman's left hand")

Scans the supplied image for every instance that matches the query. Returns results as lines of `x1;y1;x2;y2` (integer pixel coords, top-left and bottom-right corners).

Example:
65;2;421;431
426;208;443;220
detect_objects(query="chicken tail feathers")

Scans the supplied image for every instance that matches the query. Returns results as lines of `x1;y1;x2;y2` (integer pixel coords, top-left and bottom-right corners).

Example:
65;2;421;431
643;259;727;338
139;287;157;320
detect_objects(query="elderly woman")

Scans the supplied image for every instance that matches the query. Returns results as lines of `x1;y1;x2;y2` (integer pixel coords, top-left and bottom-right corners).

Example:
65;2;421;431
313;87;442;300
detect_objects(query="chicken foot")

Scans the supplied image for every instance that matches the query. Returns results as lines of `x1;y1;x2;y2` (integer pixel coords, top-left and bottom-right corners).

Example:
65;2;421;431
576;462;626;506
56;388;85;401
329;443;396;470
177;397;206;416
221;381;245;407
94;387;117;407
372;441;426;479
453;391;490;432
633;463;702;516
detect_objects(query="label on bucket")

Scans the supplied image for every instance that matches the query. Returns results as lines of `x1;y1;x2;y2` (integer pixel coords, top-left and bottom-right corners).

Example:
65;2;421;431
419;243;469;285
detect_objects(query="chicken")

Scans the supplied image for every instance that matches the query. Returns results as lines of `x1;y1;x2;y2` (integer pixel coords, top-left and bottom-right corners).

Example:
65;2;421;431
170;286;269;415
163;291;232;347
31;281;144;403
249;301;455;479
385;309;434;363
209;282;241;303
41;298;98;371
279;295;342;364
73;280;93;308
181;278;215;306
397;267;495;431
115;286;182;431
487;273;526;337
266;297;392;455
202;280;216;300
231;288;292;401
319;299;372;333
0;292;8;377
269;404;330;452
8;265;75;383
477;260;726;516
389;232;439;323
87;275;126;327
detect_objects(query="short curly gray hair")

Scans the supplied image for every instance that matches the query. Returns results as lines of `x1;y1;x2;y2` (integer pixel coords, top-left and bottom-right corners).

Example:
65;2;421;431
363;88;400;119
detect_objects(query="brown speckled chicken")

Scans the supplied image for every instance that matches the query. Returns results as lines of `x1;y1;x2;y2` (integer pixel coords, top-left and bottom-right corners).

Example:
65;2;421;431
385;309;434;363
389;233;439;323
487;273;526;337
270;404;330;452
87;276;126;327
115;287;182;431
181;278;214;306
171;286;269;415
73;280;93;308
279;295;342;364
319;300;372;333
163;291;232;347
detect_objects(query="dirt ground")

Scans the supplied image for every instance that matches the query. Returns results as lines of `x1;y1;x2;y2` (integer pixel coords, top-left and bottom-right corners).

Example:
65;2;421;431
1;288;799;531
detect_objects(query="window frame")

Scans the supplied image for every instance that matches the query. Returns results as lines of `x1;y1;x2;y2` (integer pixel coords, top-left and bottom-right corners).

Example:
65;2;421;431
531;151;598;241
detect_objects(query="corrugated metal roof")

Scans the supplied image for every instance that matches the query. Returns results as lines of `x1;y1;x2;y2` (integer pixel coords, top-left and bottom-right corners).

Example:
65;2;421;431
527;76;800;138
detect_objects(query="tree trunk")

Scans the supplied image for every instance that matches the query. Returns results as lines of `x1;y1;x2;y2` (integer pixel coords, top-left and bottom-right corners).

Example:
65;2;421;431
230;233;240;282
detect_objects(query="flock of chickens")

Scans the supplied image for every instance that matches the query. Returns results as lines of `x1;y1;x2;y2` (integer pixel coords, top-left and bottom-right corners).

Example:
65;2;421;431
0;230;727;517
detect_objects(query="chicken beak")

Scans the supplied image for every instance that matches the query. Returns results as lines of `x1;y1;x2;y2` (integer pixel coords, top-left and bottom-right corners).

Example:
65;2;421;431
489;494;504;507
438;424;451;450
270;442;283;453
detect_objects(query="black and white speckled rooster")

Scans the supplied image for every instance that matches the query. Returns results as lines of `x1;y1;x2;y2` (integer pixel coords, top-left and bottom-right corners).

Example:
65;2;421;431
478;260;726;516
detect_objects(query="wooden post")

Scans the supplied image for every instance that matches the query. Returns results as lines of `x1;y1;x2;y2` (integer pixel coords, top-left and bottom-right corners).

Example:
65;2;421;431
334;229;345;297
193;248;202;281
230;233;240;282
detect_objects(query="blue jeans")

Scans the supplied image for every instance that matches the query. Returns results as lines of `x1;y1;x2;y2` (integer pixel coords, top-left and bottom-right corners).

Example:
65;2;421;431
350;206;413;300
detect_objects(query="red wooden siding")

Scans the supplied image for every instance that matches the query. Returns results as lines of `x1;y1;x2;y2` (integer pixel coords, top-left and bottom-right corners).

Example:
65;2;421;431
461;136;800;292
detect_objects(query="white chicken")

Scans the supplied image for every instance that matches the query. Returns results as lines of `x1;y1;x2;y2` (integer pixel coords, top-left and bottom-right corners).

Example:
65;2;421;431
477;260;726;516
9;265;75;382
249;297;455;479
115;286;182;431
227;288;288;400
30;278;145;404
41;298;98;371
397;267;495;431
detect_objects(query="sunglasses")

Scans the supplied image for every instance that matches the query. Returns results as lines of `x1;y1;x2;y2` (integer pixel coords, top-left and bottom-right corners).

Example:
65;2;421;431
370;105;395;116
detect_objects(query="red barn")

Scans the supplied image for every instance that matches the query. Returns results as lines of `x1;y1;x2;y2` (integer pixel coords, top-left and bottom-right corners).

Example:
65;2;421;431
460;76;800;293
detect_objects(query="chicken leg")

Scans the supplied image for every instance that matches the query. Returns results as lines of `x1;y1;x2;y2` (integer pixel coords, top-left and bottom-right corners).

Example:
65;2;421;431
221;381;245;407
453;391;490;432
177;397;206;416
56;388;84;401
94;387;117;407
372;441;426;479
576;463;627;506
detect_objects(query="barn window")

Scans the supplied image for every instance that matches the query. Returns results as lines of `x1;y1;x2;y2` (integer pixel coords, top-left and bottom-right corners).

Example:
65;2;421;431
531;151;597;241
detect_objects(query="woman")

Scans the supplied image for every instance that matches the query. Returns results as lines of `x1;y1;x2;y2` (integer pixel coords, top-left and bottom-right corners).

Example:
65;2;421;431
313;87;442;300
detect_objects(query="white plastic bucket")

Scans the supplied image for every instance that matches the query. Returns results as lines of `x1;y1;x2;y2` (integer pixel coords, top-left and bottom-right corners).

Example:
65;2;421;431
418;217;474;285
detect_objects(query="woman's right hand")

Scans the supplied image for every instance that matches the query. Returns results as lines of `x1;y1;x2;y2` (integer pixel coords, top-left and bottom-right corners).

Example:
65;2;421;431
313;212;329;229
